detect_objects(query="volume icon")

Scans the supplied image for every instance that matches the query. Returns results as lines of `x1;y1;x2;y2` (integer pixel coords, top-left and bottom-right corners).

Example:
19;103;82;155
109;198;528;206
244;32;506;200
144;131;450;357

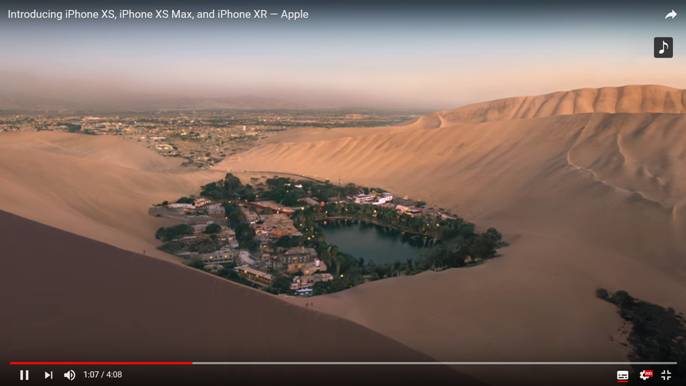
64;369;76;381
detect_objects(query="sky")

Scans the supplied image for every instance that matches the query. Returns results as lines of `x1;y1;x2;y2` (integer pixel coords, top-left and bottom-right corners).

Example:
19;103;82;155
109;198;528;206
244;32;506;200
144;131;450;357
1;0;685;110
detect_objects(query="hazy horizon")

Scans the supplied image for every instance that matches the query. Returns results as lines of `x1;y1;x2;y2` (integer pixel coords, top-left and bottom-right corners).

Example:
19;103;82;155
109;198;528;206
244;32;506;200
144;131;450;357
1;0;685;110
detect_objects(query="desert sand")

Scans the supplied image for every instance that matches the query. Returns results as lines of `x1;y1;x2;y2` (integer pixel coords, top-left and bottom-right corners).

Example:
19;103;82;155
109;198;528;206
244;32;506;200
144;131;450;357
0;131;222;262
439;84;686;123
218;85;686;383
1;85;684;385
0;210;482;385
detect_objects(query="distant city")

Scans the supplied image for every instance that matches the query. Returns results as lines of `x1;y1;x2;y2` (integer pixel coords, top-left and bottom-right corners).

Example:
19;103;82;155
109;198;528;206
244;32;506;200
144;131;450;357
0;110;418;168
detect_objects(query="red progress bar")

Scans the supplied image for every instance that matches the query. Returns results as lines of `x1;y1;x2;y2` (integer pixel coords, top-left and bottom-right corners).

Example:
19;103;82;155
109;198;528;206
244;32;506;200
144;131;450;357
9;361;192;366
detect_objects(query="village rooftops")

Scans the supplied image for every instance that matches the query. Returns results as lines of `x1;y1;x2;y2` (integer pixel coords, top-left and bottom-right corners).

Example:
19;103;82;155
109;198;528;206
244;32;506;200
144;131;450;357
352;192;393;206
235;265;273;286
255;213;303;239
290;272;334;290
353;194;376;204
395;204;423;216
393;197;417;207
372;193;394;206
191;222;214;234
193;198;211;207
166;203;195;210
287;258;327;275
249;200;296;215
239;206;260;224
220;228;236;237
299;197;321;207
184;215;215;225
282;247;319;269
200;247;235;264
284;246;317;257
235;250;256;266
206;203;226;217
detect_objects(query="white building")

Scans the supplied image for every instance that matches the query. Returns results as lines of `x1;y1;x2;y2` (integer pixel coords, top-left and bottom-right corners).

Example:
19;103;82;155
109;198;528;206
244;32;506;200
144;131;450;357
373;193;394;206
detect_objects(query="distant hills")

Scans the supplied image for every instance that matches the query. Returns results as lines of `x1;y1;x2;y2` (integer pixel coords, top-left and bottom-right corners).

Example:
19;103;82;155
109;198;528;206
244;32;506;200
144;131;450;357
438;84;686;123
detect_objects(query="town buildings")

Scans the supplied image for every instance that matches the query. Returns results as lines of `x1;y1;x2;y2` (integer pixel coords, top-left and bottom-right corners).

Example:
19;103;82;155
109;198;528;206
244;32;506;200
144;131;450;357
148;175;457;296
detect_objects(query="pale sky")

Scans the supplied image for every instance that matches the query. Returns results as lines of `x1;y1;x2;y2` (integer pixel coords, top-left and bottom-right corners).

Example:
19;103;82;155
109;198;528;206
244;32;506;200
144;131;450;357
1;0;684;110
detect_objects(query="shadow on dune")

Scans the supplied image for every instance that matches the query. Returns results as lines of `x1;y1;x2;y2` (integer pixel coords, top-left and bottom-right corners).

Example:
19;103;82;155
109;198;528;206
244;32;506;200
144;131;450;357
0;210;485;386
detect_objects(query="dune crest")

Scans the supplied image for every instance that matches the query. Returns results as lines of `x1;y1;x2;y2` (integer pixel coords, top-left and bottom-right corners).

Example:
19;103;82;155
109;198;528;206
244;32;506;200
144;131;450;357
220;85;686;385
1;86;684;386
436;85;686;124
0;131;220;261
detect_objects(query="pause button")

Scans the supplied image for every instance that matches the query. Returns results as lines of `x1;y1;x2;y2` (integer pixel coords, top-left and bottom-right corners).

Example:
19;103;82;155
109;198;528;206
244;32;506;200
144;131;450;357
19;369;29;381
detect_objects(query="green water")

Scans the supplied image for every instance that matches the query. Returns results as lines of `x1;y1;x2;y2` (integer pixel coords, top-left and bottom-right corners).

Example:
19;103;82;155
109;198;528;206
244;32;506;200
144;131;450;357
321;222;427;264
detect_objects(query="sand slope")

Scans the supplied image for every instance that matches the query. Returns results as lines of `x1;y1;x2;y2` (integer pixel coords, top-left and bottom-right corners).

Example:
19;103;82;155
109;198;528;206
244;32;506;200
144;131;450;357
0;210;485;385
0;131;220;261
219;85;686;384
439;84;686;123
1;85;684;385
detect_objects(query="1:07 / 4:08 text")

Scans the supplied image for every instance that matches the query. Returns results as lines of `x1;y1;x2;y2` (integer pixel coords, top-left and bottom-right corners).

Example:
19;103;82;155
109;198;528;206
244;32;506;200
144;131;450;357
83;370;124;379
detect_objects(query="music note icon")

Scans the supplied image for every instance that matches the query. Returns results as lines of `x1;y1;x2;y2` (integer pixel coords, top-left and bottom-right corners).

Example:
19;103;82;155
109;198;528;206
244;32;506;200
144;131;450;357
654;37;673;58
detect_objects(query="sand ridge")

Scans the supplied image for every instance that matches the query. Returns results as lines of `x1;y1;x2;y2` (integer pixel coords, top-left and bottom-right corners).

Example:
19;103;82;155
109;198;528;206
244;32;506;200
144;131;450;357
1;85;685;385
0;131;222;262
218;85;686;384
437;85;686;123
0;210;488;386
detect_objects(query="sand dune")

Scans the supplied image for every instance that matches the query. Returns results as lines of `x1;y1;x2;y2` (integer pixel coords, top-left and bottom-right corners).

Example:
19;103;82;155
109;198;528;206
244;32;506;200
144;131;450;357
439;85;686;123
0;131;221;261
0;210;484;385
219;85;686;384
1;85;684;385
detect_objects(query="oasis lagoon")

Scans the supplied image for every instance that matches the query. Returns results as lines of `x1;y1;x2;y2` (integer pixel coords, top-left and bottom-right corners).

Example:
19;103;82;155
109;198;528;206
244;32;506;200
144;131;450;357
320;221;429;265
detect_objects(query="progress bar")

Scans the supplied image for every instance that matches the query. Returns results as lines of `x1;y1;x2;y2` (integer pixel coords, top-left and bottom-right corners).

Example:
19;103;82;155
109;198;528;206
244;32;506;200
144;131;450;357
9;361;679;366
9;362;192;366
194;362;679;366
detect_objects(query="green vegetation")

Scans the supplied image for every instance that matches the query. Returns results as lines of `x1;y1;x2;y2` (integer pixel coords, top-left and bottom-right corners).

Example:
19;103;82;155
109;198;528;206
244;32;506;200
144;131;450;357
200;173;256;201
155;223;224;253
597;288;685;378
313;201;469;239
187;236;222;253
204;223;221;234
64;123;81;133
188;257;205;269
188;259;255;287
313;275;362;295
281;178;506;294
159;240;185;254
260;177;305;206
288;199;506;294
156;173;508;296
273;235;303;248
224;203;258;250
262;177;372;205
267;274;293;294
175;196;195;204
155;224;192;242
214;263;254;286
